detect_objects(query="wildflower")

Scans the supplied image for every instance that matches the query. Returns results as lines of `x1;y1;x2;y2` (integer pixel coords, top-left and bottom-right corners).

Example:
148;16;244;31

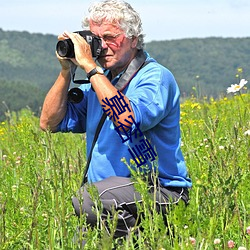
228;240;235;248
214;238;221;244
42;213;48;221
227;79;248;93
121;157;126;163
69;164;74;171
218;145;224;150
196;180;202;185
237;67;243;73
129;158;136;165
244;130;250;136
238;247;246;250
12;185;17;192
189;237;196;246
246;226;250;235
191;103;201;109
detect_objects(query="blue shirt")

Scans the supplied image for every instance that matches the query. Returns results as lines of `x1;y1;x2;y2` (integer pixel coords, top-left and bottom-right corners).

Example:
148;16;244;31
58;52;192;188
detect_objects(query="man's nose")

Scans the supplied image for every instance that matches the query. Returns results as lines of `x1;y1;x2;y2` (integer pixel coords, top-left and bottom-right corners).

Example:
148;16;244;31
101;38;108;49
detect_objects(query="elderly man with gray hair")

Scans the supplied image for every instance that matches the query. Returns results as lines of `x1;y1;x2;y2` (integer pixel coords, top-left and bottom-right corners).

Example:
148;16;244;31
40;0;192;244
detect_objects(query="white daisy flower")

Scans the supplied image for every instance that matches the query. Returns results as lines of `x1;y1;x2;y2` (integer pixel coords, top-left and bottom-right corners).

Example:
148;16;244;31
227;79;248;93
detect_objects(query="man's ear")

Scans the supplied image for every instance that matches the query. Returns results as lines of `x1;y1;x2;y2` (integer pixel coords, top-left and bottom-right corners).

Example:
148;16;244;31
131;36;139;48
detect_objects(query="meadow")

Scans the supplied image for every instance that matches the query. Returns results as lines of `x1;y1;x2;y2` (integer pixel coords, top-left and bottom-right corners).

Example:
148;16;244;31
0;89;249;249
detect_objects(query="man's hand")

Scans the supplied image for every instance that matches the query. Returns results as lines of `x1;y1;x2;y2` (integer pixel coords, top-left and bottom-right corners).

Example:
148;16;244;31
62;31;96;73
56;33;79;71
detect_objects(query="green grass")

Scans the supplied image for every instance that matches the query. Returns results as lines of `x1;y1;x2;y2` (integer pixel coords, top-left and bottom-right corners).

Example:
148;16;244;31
0;93;249;249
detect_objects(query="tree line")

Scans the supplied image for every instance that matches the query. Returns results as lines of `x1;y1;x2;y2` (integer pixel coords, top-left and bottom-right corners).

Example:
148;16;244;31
0;28;249;120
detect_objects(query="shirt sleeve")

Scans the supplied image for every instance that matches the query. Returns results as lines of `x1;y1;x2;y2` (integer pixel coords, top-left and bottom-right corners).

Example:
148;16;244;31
127;62;180;132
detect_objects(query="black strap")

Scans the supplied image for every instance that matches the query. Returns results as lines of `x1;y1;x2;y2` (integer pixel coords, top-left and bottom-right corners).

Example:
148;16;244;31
81;112;107;186
114;49;147;91
81;50;149;185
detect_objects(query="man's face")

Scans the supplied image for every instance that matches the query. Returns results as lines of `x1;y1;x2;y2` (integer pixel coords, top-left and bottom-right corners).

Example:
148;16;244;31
89;20;138;73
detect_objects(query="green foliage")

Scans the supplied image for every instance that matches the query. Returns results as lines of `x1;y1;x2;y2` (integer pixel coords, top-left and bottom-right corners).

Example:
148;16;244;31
0;79;46;121
0;93;249;249
180;93;250;248
0;109;86;249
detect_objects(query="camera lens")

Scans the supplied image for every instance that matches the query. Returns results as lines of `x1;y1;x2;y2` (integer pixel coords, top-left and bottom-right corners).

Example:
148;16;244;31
68;88;84;103
56;39;74;58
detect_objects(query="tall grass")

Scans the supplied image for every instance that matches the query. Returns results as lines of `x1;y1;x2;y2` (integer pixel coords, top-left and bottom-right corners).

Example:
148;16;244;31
0;93;249;249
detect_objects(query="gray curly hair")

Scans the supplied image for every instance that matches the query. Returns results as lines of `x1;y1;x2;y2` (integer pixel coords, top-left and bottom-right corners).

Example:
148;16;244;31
82;0;145;49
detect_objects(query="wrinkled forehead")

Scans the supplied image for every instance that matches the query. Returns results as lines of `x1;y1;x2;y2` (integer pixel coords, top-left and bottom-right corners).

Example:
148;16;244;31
90;16;121;27
89;19;123;34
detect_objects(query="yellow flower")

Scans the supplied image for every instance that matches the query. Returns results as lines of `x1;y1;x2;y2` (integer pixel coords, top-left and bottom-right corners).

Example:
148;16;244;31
237;67;243;73
191;103;201;109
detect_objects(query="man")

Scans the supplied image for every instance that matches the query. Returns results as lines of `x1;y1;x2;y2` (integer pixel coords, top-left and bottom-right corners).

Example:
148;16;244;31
40;0;192;242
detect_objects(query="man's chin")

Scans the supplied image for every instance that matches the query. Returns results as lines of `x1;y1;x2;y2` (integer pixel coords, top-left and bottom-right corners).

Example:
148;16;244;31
98;58;113;69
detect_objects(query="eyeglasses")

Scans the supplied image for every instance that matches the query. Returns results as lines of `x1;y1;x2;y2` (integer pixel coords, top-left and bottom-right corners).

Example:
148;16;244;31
96;33;124;46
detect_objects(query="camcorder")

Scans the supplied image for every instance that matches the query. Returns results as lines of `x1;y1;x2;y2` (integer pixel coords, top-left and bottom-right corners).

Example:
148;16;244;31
56;30;102;58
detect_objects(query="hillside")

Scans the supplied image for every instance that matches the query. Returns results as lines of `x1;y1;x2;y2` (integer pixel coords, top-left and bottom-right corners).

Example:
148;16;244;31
0;29;60;120
146;37;250;97
0;29;60;87
0;28;249;120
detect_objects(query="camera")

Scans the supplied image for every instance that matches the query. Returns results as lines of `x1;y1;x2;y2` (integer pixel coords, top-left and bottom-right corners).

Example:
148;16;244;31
56;30;102;58
68;88;84;103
